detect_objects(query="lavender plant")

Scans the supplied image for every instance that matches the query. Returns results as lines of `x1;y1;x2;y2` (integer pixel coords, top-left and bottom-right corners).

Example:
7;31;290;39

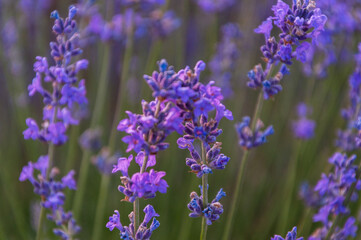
19;6;87;240
223;1;327;239
301;153;361;240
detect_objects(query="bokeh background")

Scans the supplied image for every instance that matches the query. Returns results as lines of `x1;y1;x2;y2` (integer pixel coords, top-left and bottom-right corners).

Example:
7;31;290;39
0;0;360;239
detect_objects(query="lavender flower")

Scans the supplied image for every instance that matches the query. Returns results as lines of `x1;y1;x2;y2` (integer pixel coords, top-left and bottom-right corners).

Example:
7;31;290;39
83;1;179;44
188;187;226;225
235;116;274;149
250;0;327;99
336;43;361;151
271;227;303;240
303;0;361;78
20;6;85;239
19;156;80;238
301;152;361;240
292;103;315;140
107;205;160;240
23;6;88;145
209;23;242;98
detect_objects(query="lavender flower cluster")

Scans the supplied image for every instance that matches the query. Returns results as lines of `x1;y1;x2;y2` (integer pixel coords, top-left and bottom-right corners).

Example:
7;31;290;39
303;0;361;78
20;6;86;239
108;58;233;238
336;43;361;151
301;153;360;240
82;0;180;44
23;7;88;145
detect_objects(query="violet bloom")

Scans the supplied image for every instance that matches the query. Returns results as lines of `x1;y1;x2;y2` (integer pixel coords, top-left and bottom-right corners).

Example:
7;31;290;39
188;187;226;225
112;153;168;202
235;116;274;150
107;205;160;240
301;152;361;239
292;103;315;140
249;0;327;99
303;0;361;78
336;43;361;151
19;156;80;238
23;6;88;145
271;227;303;240
20;6;85;239
170;61;232;225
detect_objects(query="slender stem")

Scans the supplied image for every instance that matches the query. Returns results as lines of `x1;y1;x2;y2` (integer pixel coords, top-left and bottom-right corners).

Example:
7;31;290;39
90;17;135;240
91;175;111;240
133;154;149;236
36;207;46;240
73;44;111;219
73;0;114;219
276;140;302;233
222;150;249;240
200;143;208;240
133;101;160;236
36;105;58;240
324;163;361;240
222;88;265;240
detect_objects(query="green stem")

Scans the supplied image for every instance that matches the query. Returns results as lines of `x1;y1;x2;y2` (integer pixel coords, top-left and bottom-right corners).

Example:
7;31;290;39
200;143;208;240
73;44;111;219
91;175;111;240
36;106;57;240
222;150;249;240
276;140;302;233
90;17;135;240
222;90;264;240
73;0;114;219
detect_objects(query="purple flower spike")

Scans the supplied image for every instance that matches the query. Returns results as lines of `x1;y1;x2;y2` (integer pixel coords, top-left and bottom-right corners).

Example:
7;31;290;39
20;6;83;239
271;227;303;240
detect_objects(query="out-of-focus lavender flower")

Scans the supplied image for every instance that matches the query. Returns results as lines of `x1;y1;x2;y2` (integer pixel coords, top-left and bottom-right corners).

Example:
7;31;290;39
271;227;303;240
23;6;88;146
235;116;274;150
188;187;226;225
91;147;119;175
19;0;53;19
209;23;242;98
195;0;235;13
107;204;160;239
336;43;361;151
79;128;102;152
136;10;181;39
300;152;361;240
250;0;327;99
292;103;315;140
303;0;361;78
83;1;180;44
